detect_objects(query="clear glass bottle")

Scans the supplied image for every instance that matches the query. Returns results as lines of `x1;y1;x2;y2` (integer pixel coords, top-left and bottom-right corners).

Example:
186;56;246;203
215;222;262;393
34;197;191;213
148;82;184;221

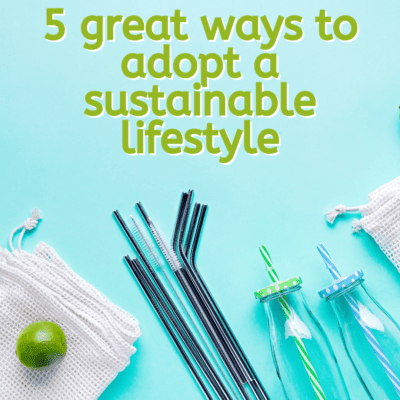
261;284;350;400
325;277;400;399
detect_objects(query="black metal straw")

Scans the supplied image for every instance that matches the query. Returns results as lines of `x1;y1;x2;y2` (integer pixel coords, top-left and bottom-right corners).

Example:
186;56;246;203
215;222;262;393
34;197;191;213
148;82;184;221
171;193;252;400
177;194;250;385
189;204;208;273
184;202;200;257
188;204;270;400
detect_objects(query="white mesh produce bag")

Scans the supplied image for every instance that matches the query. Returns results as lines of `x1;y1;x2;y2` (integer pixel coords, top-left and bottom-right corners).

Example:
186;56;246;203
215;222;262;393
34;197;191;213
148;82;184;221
0;210;141;399
326;176;400;271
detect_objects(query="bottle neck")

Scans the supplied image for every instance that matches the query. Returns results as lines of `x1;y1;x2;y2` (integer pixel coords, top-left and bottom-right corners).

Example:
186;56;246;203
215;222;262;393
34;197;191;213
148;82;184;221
260;284;302;303
325;279;364;302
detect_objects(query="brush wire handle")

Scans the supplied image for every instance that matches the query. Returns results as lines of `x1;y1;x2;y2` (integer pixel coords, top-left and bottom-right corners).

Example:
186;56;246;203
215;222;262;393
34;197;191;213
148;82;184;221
260;246;327;400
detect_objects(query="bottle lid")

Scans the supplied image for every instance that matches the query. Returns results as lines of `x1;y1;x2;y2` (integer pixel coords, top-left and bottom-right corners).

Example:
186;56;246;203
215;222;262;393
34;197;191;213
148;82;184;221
318;269;364;298
254;276;302;300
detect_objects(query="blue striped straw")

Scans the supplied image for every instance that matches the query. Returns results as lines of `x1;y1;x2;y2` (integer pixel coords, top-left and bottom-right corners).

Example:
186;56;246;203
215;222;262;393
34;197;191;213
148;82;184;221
317;244;400;397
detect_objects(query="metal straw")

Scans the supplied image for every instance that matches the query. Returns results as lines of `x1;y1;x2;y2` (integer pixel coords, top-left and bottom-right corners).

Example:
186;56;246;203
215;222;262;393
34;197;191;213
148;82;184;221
184;202;200;257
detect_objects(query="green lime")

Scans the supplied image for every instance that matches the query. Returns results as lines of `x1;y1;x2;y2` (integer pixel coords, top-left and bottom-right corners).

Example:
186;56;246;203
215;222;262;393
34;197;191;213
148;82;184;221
16;321;67;369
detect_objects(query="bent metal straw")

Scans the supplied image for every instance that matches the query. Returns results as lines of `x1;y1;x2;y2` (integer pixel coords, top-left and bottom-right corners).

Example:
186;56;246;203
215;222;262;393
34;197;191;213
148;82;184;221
174;191;270;400
317;244;400;397
186;203;269;400
172;192;251;400
259;245;327;400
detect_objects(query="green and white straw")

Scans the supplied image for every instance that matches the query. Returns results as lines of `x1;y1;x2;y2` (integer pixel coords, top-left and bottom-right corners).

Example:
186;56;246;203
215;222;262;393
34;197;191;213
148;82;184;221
259;245;327;400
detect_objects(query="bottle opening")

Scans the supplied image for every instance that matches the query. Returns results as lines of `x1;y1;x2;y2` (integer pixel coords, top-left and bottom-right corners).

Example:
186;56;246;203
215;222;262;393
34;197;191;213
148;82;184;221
324;279;364;302
260;284;302;303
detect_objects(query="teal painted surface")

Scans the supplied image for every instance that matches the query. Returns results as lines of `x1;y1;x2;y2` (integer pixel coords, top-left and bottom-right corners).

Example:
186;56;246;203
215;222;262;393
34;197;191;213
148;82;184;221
1;0;400;398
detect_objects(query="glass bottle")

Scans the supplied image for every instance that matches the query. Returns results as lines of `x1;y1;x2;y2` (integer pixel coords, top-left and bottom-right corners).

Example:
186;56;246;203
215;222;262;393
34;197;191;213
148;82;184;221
260;282;350;400
324;275;400;399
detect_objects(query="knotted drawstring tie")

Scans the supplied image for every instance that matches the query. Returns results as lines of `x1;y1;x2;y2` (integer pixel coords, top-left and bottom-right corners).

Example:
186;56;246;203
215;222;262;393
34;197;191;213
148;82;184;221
325;204;365;233
9;208;41;252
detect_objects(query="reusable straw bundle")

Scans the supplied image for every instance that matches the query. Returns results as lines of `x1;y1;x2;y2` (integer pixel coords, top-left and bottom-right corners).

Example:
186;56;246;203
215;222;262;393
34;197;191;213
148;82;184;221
0;210;141;399
114;190;269;400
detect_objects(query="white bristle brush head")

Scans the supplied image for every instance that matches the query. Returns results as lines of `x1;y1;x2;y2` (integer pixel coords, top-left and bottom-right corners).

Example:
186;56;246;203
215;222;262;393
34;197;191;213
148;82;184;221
130;216;163;270
150;224;182;272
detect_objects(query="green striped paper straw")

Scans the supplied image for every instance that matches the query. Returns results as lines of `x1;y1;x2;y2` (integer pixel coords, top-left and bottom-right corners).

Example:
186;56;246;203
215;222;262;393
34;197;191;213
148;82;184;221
259;245;327;400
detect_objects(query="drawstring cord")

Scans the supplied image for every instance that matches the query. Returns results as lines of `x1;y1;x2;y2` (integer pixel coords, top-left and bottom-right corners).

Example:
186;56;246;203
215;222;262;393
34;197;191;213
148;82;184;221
325;204;365;233
8;209;41;252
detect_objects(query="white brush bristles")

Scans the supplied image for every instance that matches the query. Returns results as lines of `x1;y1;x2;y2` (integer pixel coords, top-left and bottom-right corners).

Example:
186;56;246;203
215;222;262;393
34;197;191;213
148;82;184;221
130;216;163;270
150;224;182;272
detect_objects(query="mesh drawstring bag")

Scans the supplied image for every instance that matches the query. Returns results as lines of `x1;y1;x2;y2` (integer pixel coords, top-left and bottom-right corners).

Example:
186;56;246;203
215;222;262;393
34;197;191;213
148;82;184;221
0;209;141;399
325;175;400;271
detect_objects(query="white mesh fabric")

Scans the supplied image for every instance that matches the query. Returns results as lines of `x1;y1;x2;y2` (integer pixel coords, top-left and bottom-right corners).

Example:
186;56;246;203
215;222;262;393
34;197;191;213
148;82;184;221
357;176;400;270
0;242;141;399
326;176;400;272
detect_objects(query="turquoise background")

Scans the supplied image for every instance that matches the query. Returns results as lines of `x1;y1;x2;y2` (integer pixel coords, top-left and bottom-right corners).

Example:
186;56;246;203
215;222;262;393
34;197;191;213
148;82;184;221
1;0;400;398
